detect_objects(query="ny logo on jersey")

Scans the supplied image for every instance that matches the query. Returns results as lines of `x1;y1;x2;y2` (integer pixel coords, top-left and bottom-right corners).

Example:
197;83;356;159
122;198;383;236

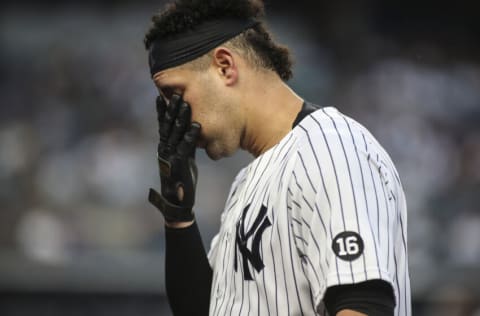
234;204;272;281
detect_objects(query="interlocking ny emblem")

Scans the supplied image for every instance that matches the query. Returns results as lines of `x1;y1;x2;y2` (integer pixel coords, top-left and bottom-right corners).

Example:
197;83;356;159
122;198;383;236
234;204;272;280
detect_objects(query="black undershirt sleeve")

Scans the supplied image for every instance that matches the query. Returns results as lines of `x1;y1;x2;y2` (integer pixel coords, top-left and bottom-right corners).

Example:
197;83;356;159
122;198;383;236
323;279;395;316
165;222;212;316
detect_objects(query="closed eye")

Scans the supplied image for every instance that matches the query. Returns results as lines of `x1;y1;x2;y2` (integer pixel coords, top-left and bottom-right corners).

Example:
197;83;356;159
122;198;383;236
160;87;174;100
159;86;183;102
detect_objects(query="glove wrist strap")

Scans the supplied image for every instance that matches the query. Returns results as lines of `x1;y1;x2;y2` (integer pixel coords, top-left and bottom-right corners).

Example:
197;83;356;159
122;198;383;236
148;189;195;223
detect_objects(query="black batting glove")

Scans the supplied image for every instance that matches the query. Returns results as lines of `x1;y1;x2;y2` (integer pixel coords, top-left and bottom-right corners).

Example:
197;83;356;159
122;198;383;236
148;94;201;223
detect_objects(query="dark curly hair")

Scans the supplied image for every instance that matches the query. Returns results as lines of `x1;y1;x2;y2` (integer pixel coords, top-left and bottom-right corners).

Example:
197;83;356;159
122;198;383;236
144;0;293;80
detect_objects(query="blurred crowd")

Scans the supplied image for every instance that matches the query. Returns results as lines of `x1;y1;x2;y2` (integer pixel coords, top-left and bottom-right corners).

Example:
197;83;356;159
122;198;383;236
0;4;252;268
0;2;479;314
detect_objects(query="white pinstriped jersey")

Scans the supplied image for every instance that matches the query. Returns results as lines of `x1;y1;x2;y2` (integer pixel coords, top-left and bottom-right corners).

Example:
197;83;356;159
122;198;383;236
208;106;411;316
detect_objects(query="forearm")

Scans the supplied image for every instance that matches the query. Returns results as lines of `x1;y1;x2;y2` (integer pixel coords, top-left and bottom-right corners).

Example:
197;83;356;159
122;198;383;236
165;221;213;316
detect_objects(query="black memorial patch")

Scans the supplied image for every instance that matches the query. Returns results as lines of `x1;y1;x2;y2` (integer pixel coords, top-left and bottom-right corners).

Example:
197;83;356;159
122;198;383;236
332;231;364;261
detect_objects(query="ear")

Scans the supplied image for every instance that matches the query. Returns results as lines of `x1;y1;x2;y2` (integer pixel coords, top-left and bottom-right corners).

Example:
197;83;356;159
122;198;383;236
212;47;238;86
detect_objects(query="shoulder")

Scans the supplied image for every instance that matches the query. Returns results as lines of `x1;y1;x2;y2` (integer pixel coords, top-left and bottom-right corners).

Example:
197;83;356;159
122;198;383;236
289;105;389;188
292;105;383;158
291;106;352;163
293;106;358;144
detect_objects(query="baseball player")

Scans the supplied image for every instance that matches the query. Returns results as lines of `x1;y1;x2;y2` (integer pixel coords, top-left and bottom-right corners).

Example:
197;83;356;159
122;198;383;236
145;0;411;315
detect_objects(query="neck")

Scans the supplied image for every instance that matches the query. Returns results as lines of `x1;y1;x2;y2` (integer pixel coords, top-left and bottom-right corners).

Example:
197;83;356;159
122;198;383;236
240;72;303;157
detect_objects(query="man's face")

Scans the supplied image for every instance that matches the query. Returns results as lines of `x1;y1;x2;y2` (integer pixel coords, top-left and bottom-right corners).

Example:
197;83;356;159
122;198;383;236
153;65;244;160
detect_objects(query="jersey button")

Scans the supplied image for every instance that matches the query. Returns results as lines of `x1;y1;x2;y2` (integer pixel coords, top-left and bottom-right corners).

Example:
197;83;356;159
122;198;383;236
216;285;223;299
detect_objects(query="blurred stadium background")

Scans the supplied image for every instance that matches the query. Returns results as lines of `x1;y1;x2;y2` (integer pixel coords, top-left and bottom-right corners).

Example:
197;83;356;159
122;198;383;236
1;0;479;315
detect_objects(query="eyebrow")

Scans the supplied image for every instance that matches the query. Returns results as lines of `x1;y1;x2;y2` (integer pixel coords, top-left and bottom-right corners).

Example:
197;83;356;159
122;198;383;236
152;75;169;96
152;72;183;98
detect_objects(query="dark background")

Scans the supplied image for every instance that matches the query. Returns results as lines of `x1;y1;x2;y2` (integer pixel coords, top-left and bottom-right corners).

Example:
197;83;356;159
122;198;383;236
1;0;479;315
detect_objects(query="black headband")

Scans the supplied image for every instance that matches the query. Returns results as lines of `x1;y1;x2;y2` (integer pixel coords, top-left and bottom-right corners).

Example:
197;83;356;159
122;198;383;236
148;18;258;77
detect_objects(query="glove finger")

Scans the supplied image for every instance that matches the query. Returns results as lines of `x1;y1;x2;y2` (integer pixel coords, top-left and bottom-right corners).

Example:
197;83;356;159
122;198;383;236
156;96;168;157
159;94;181;155
148;188;162;209
177;122;201;158
167;101;191;152
156;95;166;134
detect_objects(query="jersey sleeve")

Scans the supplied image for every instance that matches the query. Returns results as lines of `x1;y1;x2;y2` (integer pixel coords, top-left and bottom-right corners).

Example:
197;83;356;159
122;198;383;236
289;113;398;308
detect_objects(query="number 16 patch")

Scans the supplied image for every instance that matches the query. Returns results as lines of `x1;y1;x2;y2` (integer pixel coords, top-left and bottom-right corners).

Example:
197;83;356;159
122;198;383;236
332;231;364;261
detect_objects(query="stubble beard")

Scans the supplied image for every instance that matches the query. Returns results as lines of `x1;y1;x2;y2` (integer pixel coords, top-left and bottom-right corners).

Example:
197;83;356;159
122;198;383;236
204;128;241;161
202;92;242;161
204;139;234;161
205;142;223;161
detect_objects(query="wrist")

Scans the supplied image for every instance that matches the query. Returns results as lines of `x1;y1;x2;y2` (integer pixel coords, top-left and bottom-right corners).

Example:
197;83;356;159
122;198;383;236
149;188;195;222
165;220;195;229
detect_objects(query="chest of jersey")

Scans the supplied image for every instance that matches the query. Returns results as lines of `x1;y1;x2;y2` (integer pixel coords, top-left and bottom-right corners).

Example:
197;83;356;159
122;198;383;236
208;135;323;316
